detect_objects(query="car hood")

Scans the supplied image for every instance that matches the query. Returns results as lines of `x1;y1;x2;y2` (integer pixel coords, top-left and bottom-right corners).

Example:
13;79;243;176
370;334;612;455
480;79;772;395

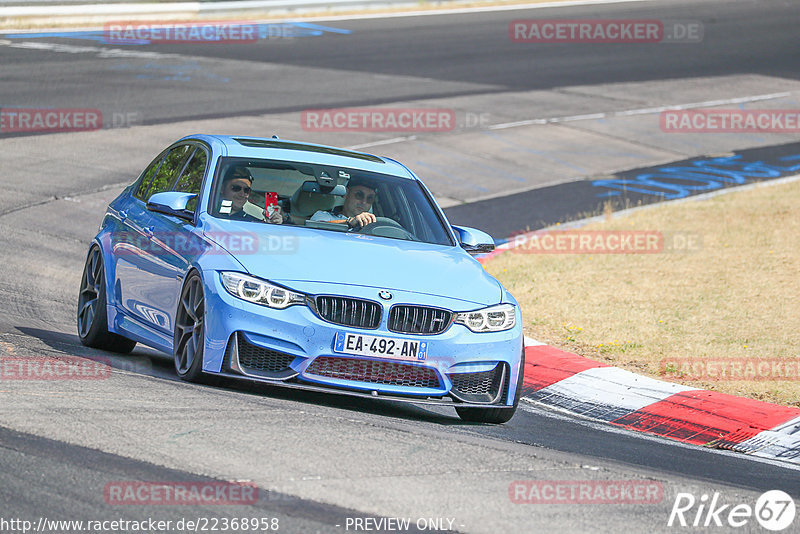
202;218;502;306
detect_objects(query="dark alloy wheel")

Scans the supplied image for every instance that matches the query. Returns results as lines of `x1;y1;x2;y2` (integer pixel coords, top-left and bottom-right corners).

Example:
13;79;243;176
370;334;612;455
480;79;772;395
77;246;136;353
455;347;525;424
174;272;206;382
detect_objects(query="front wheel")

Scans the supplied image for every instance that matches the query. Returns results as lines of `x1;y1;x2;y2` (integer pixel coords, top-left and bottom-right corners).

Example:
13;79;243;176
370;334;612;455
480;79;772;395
173;271;206;382
77;246;137;353
455;348;525;424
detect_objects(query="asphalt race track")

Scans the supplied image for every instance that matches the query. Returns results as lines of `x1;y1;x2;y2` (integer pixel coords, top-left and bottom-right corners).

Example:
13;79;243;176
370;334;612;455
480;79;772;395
1;0;799;532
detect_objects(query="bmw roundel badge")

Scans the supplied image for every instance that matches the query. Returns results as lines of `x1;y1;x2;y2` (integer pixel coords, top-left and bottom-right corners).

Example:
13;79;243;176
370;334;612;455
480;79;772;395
378;290;393;300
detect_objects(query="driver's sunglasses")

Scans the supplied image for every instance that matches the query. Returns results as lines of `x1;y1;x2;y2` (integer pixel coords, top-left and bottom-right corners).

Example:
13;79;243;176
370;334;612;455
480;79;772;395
229;184;251;194
354;191;375;203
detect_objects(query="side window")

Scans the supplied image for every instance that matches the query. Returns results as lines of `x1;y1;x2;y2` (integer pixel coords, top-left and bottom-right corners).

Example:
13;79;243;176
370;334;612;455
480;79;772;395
146;144;194;199
134;153;166;200
174;148;208;212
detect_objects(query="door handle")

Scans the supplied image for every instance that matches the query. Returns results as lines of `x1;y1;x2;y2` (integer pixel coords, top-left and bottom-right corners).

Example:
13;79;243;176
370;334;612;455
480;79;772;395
119;210;128;221
143;226;154;238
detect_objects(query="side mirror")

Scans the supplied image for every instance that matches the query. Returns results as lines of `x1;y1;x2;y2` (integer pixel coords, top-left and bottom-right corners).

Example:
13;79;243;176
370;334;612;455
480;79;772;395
146;191;197;222
453;225;496;255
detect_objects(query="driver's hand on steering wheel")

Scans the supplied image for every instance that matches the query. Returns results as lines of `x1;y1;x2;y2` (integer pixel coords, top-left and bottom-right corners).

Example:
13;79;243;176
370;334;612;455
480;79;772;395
347;212;376;228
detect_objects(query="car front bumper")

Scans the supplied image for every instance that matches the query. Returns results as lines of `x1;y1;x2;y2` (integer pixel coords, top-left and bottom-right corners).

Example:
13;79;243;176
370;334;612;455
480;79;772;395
201;271;524;407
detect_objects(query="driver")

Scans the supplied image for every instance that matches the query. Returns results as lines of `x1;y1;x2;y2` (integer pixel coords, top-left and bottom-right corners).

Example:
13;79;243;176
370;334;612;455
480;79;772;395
310;178;376;229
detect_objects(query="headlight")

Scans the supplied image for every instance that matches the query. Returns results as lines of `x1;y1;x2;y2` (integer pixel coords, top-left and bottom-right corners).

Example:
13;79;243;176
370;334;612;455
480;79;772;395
220;272;306;309
455;304;516;332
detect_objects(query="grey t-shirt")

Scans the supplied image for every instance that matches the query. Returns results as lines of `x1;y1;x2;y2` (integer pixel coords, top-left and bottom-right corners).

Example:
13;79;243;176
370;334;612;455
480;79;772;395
310;206;347;222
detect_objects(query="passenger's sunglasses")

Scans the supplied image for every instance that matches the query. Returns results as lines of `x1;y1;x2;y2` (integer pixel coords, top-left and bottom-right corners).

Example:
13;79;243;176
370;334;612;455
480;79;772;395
354;190;375;203
228;184;251;194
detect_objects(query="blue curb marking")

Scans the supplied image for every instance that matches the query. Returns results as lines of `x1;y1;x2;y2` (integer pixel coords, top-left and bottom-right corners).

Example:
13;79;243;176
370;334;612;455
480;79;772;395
592;154;800;200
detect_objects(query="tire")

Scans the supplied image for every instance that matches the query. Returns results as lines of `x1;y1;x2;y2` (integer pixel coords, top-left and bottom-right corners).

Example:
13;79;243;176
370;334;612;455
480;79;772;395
77;246;137;353
455;348;525;424
173;271;206;382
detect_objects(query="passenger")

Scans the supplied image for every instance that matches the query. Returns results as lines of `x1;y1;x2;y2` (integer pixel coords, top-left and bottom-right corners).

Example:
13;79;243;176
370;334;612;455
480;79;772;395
219;167;283;224
310;179;377;229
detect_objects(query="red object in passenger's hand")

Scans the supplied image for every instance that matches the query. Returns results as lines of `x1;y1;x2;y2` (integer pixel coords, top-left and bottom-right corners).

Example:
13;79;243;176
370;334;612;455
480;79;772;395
265;192;278;216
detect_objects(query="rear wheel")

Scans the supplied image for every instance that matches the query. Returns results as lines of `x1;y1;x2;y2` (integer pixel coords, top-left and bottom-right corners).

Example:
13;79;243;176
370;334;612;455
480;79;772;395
174;271;206;382
455;348;525;424
77;246;137;353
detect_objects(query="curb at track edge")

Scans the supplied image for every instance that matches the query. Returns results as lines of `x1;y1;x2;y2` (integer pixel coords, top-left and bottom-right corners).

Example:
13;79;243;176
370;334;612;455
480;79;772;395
494;176;800;467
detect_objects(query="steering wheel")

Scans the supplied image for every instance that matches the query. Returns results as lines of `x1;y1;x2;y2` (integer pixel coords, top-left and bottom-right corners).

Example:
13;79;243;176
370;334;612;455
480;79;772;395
356;217;416;240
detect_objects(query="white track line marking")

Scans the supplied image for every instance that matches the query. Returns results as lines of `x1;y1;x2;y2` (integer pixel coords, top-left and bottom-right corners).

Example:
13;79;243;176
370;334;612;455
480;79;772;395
0;39;181;59
349;92;794;149
488;92;793;130
347;136;417;150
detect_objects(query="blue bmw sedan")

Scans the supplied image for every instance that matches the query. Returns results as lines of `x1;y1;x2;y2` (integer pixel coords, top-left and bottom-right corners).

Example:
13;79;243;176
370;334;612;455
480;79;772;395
77;135;524;423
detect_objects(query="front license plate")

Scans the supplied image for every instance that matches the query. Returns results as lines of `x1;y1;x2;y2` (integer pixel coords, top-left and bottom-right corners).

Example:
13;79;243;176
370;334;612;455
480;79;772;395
334;332;428;361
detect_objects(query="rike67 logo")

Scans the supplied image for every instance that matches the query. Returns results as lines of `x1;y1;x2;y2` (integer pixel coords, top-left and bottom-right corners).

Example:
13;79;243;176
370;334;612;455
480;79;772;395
668;490;796;531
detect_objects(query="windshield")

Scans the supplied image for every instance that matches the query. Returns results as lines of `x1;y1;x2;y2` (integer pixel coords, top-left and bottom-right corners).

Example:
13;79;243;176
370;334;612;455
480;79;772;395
209;157;454;246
